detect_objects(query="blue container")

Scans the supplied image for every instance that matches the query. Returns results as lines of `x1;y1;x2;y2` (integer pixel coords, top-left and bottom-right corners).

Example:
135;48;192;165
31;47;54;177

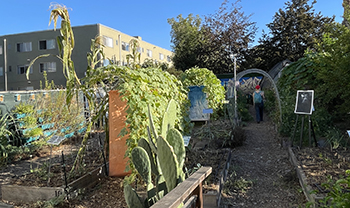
38;117;44;124
41;123;55;130
43;130;57;137
60;126;71;133
64;132;74;138
25;136;40;144
15;113;26;119
77;127;87;134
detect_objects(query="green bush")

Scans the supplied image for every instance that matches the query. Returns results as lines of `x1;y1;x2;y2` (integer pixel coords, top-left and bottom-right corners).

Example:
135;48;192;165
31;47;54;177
111;66;190;163
180;67;225;119
318;170;350;207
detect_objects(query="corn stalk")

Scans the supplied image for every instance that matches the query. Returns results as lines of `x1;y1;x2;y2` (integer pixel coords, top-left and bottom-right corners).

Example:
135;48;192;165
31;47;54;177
26;3;110;173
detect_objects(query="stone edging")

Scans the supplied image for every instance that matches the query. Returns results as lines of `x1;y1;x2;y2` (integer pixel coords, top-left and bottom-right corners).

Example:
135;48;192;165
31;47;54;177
288;147;324;207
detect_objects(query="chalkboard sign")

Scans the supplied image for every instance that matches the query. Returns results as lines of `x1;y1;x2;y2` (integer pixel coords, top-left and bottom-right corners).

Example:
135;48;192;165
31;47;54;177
294;90;314;115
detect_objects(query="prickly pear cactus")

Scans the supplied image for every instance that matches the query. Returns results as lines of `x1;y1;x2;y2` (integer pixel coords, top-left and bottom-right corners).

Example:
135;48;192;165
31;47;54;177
161;99;177;137
131;147;152;186
124;183;144;208
166;128;186;181
125;99;186;208
147;104;158;148
138;138;159;176
157;135;179;191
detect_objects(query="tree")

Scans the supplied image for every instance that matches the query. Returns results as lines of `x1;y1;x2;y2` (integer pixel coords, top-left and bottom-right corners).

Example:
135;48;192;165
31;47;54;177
343;0;350;27
168;0;256;74
168;14;205;71
201;0;257;74
255;0;334;70
312;14;350;117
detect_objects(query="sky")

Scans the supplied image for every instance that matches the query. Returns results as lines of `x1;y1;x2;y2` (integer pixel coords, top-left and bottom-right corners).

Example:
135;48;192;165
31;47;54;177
0;0;344;51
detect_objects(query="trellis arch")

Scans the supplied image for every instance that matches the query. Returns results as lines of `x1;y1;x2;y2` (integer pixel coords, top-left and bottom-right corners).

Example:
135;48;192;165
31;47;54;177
237;68;282;123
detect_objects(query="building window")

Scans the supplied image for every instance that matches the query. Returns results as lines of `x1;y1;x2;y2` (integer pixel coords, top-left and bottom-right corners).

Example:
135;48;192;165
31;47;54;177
159;53;164;60
0;45;2;55
103;36;113;48
147;49;152;57
167;55;171;62
17;42;32;52
17;65;33;74
116;40;118;45
39;39;55;50
137;47;142;54
0;67;3;76
40;62;56;73
122;42;129;51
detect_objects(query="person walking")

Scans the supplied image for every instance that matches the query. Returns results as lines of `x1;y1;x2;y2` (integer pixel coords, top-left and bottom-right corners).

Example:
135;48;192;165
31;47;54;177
253;85;265;123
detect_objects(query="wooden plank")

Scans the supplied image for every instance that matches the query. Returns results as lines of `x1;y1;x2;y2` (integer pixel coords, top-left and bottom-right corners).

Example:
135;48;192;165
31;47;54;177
0;202;14;208
68;164;107;191
183;195;197;208
2;163;108;203
151;166;212;208
2;185;64;202
288;147;320;206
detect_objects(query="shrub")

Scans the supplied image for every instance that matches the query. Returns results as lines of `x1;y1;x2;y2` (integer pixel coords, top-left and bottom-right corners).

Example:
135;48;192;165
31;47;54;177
180;67;225;118
111;66;190;162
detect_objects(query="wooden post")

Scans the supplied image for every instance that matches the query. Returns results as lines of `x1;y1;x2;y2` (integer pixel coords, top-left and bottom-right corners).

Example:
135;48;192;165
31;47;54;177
299;116;305;148
151;166;212;208
108;90;131;177
308;115;312;147
290;114;299;147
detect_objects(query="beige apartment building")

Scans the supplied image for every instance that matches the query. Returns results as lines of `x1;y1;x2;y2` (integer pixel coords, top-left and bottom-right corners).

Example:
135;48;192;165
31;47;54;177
0;24;173;91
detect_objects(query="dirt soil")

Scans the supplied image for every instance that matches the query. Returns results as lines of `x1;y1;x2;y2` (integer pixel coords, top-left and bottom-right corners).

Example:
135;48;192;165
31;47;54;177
293;146;350;196
1;106;336;208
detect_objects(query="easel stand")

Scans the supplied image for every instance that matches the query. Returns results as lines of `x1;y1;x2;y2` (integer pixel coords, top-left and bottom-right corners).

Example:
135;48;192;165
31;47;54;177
290;114;317;148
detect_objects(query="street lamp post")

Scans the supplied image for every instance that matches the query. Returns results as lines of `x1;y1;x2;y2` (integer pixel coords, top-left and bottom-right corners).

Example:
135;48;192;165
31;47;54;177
230;53;238;125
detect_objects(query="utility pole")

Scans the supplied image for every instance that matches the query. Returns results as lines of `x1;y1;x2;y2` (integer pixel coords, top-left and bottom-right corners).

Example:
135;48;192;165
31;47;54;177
4;39;7;91
230;53;238;125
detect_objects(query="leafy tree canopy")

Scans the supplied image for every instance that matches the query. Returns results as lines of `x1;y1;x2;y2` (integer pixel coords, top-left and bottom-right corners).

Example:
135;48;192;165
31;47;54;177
168;14;205;71
168;0;257;74
250;0;334;71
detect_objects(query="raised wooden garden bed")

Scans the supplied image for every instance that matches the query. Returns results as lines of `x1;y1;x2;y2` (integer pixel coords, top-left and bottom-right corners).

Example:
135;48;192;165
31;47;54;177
288;147;325;207
2;163;108;203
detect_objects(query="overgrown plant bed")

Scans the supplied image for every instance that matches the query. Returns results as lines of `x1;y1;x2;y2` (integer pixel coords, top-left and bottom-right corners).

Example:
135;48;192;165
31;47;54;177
291;146;350;202
1;132;108;203
9;147;106;188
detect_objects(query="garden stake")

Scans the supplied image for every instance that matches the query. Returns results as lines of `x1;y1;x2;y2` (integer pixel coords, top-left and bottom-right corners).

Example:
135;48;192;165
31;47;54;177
61;151;69;199
47;145;53;186
98;133;108;176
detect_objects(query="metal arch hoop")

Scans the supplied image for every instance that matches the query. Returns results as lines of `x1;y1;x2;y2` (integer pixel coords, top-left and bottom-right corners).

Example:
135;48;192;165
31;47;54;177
237;68;282;123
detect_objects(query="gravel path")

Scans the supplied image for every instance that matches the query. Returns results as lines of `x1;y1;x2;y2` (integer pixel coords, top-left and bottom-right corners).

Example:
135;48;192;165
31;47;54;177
221;107;306;207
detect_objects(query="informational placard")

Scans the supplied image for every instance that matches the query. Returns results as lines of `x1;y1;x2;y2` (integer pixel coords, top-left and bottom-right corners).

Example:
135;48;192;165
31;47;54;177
203;108;213;114
188;86;210;121
183;136;191;147
47;135;66;145
294;90;314;115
